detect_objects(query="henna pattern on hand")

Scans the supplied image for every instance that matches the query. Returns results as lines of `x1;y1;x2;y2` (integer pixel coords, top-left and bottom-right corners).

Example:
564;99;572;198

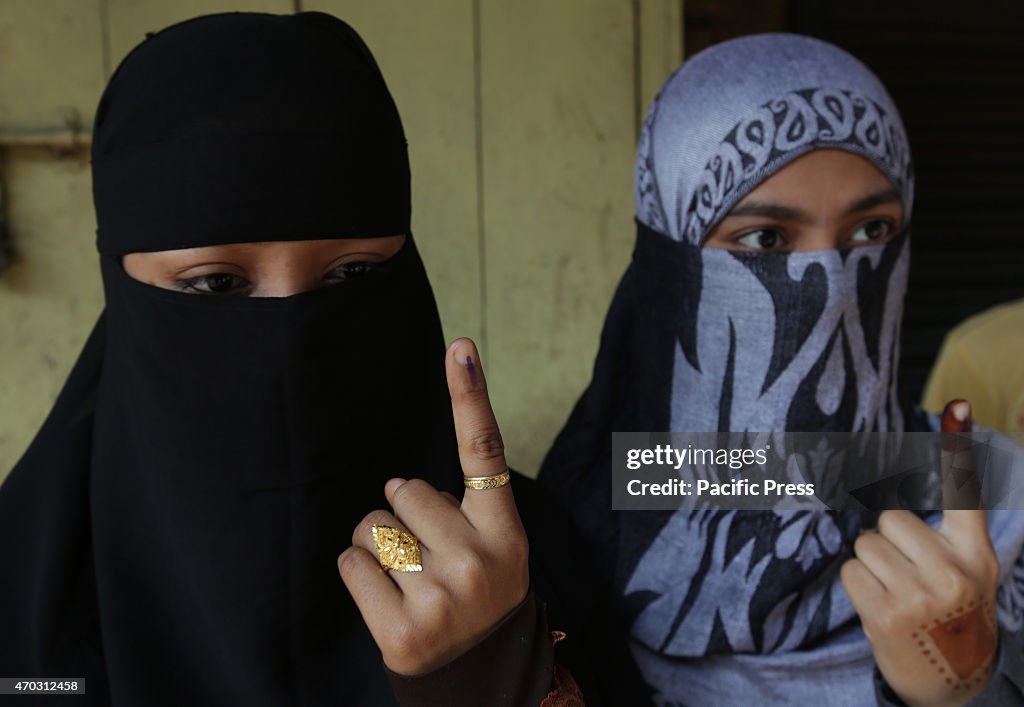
914;597;997;692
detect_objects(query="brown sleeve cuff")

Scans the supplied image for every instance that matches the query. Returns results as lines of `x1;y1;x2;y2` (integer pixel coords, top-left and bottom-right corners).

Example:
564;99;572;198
386;590;555;707
540;663;586;707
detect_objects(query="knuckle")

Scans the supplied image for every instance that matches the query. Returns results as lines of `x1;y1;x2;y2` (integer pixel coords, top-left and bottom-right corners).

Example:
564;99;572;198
463;426;505;461
907;573;931;599
458;386;491;408
905;590;939;619
979;549;1001;585
352;519;371;547
852;533;875;558
337;549;358;577
874;607;900;635
839;559;858;588
431;597;458;631
392;478;429;507
353;511;387;546
938;565;970;598
876;510;904;534
415;577;449;605
449;549;490;593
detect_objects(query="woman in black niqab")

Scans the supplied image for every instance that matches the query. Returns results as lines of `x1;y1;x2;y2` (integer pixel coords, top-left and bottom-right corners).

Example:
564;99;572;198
0;12;465;705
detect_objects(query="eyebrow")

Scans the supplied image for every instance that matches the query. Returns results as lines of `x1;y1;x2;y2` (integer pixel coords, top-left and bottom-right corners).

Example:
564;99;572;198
726;201;811;223
724;186;902;223
842;187;901;215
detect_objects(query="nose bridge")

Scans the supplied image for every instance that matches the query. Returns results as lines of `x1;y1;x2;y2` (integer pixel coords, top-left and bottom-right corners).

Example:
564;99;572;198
253;248;320;297
793;218;845;252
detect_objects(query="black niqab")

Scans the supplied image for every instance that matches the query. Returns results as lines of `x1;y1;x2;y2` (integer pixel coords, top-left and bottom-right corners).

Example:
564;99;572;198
0;12;460;706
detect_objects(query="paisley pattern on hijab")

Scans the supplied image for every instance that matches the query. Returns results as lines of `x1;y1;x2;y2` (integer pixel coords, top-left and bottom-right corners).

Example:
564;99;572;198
637;87;913;246
540;33;1024;705
633;34;914;248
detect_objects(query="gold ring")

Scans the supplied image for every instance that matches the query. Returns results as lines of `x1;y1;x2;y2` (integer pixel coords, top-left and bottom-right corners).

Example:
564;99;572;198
371;525;422;572
464;469;511;491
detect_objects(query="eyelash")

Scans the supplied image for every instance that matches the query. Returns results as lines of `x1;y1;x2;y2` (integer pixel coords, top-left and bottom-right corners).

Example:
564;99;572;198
174;261;383;295
735;228;786;250
175;273;247;295
732;217;898;251
850;219;896;243
324;261;381;283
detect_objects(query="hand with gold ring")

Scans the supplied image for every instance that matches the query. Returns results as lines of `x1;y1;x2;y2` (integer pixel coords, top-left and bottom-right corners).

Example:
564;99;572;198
337;337;529;676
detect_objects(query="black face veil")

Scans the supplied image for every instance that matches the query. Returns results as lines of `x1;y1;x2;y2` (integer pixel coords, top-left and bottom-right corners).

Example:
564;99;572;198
0;13;461;706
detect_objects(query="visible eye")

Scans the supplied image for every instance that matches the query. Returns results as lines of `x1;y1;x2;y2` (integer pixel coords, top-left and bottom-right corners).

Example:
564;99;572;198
176;273;251;296
850;219;895;244
735;229;787;251
324;261;382;284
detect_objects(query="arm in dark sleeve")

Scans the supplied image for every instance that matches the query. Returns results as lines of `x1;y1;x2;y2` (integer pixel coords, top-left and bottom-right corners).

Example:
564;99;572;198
386;590;564;707
513;472;653;707
874;626;1024;706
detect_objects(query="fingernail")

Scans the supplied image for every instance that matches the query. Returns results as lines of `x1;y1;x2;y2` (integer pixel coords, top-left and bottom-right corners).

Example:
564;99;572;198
450;338;480;388
952;400;971;424
385;478;407;495
941;399;972;435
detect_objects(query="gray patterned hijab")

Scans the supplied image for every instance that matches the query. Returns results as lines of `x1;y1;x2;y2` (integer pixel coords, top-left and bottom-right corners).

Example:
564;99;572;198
637;31;914;439
540;33;1024;705
635;34;913;246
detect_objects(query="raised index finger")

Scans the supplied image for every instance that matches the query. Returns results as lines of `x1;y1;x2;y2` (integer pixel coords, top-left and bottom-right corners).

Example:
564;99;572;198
939;399;988;547
446;338;516;526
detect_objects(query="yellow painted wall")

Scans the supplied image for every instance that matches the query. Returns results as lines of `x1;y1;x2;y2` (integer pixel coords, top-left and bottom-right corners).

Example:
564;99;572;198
0;0;682;478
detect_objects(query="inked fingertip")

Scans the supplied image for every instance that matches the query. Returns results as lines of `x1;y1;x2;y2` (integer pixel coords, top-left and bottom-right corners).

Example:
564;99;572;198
952;400;971;424
450;336;477;360
941;398;972;433
447;337;475;359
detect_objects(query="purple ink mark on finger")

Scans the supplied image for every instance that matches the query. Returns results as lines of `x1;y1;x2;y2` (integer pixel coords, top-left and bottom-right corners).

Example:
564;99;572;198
466;355;477;386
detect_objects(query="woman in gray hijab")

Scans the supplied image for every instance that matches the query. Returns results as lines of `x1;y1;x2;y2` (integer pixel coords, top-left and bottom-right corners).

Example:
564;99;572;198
541;33;1024;705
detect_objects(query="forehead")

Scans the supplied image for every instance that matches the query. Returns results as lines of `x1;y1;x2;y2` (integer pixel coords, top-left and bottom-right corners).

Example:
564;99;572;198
133;237;401;259
733;149;900;211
